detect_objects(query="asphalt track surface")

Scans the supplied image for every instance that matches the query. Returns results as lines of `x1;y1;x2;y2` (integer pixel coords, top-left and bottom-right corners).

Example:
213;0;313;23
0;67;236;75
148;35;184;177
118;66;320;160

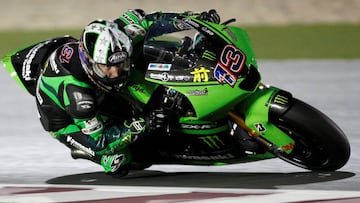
0;60;359;202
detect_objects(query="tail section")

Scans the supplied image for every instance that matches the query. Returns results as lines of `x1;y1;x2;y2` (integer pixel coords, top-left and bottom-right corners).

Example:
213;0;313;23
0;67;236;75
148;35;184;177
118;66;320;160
1;36;77;96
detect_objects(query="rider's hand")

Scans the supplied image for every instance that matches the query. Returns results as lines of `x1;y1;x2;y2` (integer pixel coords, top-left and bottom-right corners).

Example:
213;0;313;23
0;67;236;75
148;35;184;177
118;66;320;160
123;117;146;143
122;9;147;39
126;9;146;22
145;108;168;132
198;9;220;24
124;117;146;134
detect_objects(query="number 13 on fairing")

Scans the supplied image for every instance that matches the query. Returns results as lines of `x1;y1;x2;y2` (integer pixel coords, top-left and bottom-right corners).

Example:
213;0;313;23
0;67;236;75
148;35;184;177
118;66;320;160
214;44;246;87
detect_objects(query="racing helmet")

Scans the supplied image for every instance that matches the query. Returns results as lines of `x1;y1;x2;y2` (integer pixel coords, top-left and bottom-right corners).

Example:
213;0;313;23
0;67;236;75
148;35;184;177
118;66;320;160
79;20;133;92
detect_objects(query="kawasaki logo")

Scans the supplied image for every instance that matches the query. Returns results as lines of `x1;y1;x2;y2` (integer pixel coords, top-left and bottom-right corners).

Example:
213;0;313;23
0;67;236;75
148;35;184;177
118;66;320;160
22;40;51;81
66;136;95;157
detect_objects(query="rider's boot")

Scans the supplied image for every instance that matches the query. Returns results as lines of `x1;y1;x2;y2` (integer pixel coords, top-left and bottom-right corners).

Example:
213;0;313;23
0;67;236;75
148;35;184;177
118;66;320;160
71;148;130;177
100;153;131;177
71;148;101;163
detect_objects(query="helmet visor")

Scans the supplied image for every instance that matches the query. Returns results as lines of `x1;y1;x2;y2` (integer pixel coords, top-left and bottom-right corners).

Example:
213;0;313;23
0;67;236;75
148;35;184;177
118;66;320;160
93;61;130;85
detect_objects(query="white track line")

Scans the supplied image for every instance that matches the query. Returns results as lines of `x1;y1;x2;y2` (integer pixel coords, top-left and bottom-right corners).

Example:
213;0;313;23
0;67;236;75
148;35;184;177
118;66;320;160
1;184;360;203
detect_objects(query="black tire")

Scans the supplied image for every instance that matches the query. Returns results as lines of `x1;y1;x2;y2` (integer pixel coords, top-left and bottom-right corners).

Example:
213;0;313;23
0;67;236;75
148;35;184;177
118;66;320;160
273;98;350;171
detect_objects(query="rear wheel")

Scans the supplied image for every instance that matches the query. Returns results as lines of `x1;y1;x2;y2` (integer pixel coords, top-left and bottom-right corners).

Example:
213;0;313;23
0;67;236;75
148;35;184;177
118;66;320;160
273;99;350;171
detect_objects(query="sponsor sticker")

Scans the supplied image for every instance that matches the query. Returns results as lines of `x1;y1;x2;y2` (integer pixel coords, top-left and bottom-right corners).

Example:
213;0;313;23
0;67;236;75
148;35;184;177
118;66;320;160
147;63;172;71
149;72;175;81
187;88;208;96
82;117;103;135
108;51;127;64
66;136;95;156
22;40;52;81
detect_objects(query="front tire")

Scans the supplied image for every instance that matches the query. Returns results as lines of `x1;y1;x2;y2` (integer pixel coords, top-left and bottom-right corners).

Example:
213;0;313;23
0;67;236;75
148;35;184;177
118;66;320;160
273;98;350;171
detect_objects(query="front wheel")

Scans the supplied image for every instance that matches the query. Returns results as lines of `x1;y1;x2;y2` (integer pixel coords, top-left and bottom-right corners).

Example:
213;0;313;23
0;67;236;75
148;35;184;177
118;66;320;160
273;98;350;171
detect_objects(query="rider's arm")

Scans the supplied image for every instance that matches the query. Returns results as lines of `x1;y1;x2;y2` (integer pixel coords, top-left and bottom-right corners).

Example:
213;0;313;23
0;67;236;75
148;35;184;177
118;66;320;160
114;9;150;45
51;82;144;157
114;9;220;45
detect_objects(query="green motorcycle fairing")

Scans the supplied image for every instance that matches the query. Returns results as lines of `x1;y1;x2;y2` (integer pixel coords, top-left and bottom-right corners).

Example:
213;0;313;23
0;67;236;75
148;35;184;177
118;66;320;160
141;16;261;121
235;85;295;154
127;16;295;164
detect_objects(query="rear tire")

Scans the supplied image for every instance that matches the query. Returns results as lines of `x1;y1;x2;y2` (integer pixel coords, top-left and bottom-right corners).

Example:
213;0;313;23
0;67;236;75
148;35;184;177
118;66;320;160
273;98;350;171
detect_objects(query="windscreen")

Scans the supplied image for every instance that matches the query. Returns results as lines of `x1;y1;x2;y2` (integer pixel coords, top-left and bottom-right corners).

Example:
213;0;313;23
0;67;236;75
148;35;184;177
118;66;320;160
143;16;252;87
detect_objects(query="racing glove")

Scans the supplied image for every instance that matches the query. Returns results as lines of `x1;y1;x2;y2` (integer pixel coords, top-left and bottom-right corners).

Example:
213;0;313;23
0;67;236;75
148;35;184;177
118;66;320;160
94;117;146;156
117;9;149;43
122;117;147;144
198;9;220;24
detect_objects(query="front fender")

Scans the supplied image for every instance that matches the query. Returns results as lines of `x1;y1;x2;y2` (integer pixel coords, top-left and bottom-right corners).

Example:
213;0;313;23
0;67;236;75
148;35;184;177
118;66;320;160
234;85;295;153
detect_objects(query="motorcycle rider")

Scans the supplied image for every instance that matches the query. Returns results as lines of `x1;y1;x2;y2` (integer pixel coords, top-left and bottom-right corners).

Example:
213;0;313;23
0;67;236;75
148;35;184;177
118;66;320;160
35;9;221;176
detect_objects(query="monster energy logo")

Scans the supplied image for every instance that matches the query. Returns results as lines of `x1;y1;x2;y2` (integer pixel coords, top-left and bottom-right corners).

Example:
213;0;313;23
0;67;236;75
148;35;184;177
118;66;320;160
199;135;225;149
273;94;289;105
202;50;216;61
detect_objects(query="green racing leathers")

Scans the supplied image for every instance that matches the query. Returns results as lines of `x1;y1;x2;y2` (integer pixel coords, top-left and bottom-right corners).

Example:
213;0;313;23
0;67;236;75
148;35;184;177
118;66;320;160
36;9;218;174
35;9;156;174
36;41;146;174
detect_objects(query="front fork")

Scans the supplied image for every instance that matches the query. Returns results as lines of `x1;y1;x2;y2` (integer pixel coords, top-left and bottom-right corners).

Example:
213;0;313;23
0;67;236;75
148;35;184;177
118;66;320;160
232;84;295;155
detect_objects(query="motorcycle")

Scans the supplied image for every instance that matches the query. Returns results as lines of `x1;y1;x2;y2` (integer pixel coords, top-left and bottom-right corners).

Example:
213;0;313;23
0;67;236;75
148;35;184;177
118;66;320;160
1;15;350;172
